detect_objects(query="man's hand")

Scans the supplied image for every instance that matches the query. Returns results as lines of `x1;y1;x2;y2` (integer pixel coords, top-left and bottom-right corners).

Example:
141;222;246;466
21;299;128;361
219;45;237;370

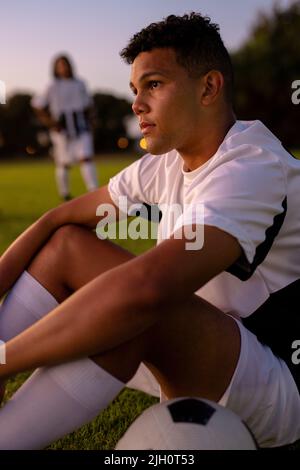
33;107;61;131
50;121;63;132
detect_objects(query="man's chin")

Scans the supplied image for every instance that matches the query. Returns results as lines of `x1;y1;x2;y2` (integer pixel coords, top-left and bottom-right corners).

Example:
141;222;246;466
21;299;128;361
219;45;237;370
145;138;173;155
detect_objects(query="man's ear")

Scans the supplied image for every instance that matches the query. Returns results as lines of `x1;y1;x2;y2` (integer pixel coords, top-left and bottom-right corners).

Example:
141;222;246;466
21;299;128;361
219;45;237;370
200;70;224;105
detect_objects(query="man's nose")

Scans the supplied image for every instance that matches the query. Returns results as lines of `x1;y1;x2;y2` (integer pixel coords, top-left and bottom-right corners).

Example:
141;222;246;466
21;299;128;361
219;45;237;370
132;94;148;115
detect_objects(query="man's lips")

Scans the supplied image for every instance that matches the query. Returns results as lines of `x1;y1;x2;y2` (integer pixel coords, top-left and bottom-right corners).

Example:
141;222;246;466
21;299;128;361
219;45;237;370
140;122;155;134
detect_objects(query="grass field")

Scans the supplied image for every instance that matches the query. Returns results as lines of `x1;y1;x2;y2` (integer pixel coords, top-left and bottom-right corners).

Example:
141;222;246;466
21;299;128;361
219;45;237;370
0;155;159;450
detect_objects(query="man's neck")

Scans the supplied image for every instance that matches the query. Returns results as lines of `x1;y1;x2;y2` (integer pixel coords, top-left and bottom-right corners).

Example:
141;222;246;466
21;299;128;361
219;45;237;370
180;112;236;172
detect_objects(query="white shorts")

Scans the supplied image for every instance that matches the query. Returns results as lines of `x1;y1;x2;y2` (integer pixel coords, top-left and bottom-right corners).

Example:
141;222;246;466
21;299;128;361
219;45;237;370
127;318;300;448
50;131;94;165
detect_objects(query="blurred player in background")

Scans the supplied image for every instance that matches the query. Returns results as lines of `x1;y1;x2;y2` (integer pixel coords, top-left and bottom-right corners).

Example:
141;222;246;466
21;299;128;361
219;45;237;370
32;54;98;201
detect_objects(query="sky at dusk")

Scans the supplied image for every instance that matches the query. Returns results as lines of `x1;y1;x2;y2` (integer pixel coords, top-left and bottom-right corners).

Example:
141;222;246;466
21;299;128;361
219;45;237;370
0;0;294;100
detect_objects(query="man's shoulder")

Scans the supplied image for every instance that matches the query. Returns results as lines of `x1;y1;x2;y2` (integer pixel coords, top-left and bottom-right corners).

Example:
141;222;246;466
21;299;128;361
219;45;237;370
223;120;280;151
73;77;88;90
46;80;63;96
216;120;288;168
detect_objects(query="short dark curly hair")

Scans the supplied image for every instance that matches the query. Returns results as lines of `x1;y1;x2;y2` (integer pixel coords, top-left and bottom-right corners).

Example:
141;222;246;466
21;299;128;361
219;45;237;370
120;12;233;101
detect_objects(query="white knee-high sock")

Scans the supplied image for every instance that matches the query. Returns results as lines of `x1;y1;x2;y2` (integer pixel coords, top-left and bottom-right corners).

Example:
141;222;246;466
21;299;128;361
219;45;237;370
55;165;69;198
0;271;124;449
80;161;98;191
0;358;124;449
0;271;58;342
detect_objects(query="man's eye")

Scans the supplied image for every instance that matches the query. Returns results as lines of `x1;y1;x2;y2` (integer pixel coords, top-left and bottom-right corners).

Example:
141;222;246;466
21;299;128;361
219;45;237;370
149;81;160;89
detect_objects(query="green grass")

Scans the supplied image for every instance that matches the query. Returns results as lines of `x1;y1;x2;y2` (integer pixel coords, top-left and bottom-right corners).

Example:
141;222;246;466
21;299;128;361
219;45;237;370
0;155;158;449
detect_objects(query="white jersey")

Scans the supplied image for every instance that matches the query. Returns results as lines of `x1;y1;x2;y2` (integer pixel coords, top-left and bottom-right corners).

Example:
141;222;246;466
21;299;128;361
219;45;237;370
31;78;92;138
108;120;300;318
32;78;92;118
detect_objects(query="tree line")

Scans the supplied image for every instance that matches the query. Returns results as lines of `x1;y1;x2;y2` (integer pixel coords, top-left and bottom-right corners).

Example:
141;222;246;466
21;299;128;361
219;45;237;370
231;1;300;150
0;92;133;157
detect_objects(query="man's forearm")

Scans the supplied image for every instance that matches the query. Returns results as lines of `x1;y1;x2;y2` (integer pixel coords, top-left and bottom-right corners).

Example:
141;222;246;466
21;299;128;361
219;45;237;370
34;108;59;130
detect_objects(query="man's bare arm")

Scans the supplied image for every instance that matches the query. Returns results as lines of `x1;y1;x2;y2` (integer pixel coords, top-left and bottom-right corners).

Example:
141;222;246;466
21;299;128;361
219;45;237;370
32;107;60;131
0;225;242;378
0;185;119;297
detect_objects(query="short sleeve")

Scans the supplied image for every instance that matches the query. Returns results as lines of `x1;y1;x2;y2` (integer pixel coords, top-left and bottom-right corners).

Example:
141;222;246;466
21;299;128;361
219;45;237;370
108;153;165;213
31;86;51;109
173;146;286;266
79;80;92;108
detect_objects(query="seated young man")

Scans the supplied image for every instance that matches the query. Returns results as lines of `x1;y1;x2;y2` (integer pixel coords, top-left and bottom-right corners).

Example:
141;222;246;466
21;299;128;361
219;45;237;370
0;13;300;449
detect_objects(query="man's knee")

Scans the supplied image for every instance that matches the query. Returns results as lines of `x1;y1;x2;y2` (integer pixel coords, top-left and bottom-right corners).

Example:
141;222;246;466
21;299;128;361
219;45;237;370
28;225;86;280
46;224;90;258
91;325;155;384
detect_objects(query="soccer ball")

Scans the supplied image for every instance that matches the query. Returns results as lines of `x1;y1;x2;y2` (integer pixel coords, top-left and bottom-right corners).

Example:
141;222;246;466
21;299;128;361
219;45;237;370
116;397;258;450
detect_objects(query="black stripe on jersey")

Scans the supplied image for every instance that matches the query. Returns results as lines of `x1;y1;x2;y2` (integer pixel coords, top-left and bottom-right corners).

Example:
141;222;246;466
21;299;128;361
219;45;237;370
135;203;162;222
73;111;80;136
226;196;287;281
58;113;67;131
243;277;300;392
73;111;89;136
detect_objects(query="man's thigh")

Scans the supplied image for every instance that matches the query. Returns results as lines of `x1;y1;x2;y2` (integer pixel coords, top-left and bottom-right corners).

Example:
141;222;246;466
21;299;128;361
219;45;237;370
50;131;72;165
28;225;135;300
142;295;241;403
92;293;240;402
74;132;94;161
57;226;135;291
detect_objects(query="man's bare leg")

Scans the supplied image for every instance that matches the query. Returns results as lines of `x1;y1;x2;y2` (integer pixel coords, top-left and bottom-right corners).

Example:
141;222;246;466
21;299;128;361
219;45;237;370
0;227;137;448
92;294;240;402
79;157;98;192
27;224;135;303
0;224;240;449
0;224;134;404
0;293;240;450
3;223;240;400
27;223;240;399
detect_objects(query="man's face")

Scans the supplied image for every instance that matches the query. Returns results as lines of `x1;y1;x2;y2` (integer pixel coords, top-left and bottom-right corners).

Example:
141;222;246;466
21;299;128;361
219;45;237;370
56;59;71;79
130;48;203;155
